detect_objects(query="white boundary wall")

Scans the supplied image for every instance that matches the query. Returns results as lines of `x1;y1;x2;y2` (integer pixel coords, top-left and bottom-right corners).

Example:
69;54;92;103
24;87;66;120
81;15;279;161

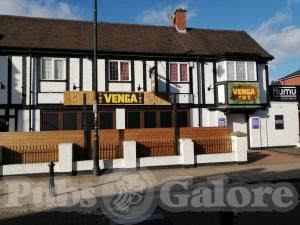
0;136;247;176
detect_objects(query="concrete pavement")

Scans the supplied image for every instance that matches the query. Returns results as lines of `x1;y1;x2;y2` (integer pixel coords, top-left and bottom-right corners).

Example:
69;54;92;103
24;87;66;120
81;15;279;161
1;149;300;222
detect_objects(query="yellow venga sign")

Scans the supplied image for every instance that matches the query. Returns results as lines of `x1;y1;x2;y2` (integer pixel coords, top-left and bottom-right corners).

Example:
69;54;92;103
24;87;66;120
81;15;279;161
99;92;144;105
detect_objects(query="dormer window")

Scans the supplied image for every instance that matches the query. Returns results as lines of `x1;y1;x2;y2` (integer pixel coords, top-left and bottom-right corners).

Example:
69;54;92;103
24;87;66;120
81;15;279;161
170;62;189;82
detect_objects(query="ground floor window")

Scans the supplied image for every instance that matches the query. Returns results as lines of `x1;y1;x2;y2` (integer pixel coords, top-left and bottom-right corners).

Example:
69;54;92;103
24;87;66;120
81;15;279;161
42;110;115;131
126;109;189;129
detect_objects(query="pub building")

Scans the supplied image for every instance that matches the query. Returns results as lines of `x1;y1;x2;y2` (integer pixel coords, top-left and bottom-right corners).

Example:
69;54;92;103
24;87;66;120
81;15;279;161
0;9;298;148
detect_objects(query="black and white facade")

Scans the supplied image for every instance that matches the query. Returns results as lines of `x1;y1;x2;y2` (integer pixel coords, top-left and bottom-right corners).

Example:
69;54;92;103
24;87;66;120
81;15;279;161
0;10;298;148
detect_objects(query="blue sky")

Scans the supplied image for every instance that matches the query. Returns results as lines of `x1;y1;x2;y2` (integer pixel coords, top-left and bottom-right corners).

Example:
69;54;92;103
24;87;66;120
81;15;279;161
1;0;300;81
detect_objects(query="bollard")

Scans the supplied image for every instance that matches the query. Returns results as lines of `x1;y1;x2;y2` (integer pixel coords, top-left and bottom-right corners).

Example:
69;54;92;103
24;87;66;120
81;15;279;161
48;161;56;197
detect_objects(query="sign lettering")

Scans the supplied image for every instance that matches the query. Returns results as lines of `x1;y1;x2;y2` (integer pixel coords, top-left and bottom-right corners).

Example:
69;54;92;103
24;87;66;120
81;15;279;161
269;86;298;101
228;82;260;104
99;92;144;105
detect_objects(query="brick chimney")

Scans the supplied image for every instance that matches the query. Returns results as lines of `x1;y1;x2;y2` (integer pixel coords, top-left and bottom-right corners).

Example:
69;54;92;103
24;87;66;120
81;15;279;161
173;8;187;33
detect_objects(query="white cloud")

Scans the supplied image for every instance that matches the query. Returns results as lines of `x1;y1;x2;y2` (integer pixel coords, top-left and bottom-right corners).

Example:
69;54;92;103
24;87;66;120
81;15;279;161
0;0;81;19
250;0;300;70
137;2;198;26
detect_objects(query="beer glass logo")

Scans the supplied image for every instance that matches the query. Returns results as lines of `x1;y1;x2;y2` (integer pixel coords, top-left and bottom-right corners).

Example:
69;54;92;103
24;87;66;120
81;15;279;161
99;170;156;224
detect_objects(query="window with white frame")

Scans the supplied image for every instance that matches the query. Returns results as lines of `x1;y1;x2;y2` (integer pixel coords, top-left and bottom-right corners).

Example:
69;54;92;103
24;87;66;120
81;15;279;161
169;62;189;82
226;61;256;81
41;58;65;80
109;60;131;81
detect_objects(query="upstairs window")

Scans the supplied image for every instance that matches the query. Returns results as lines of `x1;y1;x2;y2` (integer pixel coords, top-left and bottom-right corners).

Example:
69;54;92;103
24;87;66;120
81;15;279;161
109;60;131;81
247;62;255;81
41;58;65;80
226;61;256;81
236;61;246;81
170;63;189;82
227;62;235;81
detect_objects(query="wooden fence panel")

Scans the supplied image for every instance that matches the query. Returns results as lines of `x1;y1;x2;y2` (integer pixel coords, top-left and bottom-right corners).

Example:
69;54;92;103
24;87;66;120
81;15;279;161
2;145;58;164
137;139;175;157
194;137;232;154
0;127;233;164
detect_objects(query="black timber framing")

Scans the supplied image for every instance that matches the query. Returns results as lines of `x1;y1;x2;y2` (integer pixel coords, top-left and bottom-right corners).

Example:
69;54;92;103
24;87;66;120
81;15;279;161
265;64;271;107
79;58;83;91
66;57;70;91
213;62;218;106
36;57;41;105
189;65;193;94
7;56;12;105
201;62;206;105
166;60;170;92
131;60;135;91
105;59;109;91
22;56;27;105
143;60;147;91
155;61;158;92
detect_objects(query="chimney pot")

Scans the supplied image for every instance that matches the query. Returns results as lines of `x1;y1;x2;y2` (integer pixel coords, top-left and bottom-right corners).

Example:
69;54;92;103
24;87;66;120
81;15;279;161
173;8;187;33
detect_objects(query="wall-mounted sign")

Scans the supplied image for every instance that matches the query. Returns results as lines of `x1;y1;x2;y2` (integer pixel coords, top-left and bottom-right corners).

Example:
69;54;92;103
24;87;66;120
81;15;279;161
99;92;144;105
269;86;299;101
252;117;260;129
64;91;171;106
227;82;260;105
218;118;226;127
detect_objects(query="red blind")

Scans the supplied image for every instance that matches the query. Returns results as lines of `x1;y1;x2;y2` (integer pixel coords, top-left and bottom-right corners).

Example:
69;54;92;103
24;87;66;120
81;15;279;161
180;64;188;81
121;62;129;81
170;63;178;82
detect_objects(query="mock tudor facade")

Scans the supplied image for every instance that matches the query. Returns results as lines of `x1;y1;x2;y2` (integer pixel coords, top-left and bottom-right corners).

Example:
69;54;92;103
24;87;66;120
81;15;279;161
1;9;297;148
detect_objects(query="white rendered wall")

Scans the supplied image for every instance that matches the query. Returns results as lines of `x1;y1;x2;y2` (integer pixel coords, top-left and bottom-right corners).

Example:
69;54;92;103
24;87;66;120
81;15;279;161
116;108;125;129
204;62;215;104
98;59;106;91
11;56;23;104
134;60;143;92
170;83;190;94
40;82;66;92
218;84;226;104
190;108;200;127
82;59;93;91
109;83;131;92
0;56;8;104
69;58;80;91
145;61;155;92
249;102;299;148
157;61;167;92
192;63;199;104
17;109;40;132
38;93;64;104
25;56;30;105
227;114;248;133
201;109;226;127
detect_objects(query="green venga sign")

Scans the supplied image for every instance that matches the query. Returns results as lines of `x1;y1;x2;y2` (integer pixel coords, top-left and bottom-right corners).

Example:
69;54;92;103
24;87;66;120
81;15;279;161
227;82;261;105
